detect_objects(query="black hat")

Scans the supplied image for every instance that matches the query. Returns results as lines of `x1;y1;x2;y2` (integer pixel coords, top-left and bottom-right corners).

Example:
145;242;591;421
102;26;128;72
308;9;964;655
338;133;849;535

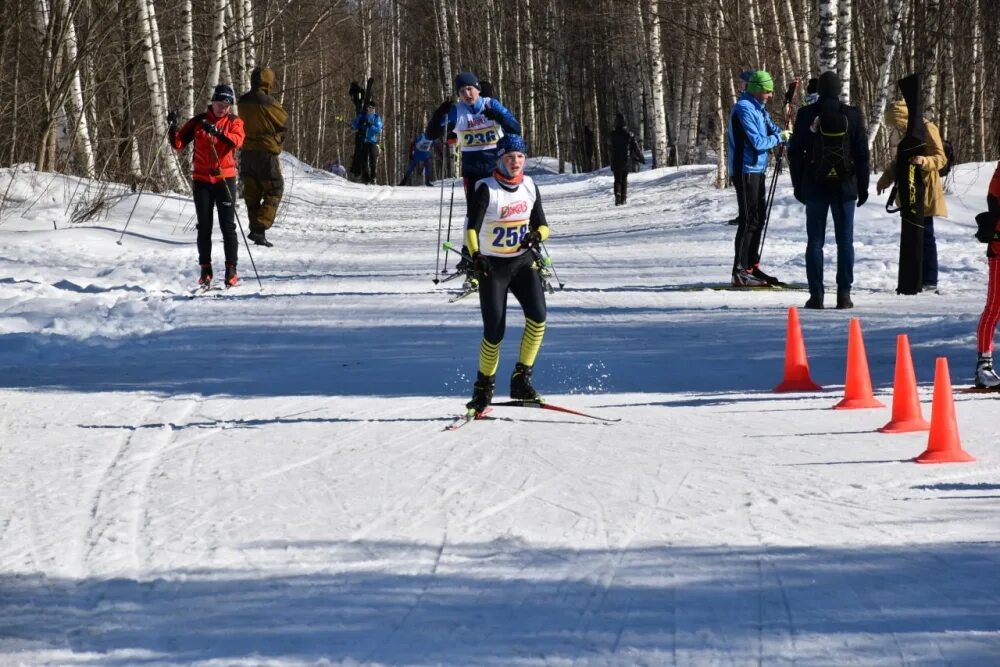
454;72;480;91
817;71;841;99
365;99;376;108
211;84;235;105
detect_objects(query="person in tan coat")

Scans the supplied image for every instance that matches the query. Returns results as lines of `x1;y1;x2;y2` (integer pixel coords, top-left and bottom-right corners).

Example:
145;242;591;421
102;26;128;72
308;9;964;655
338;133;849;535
876;100;948;290
238;66;288;247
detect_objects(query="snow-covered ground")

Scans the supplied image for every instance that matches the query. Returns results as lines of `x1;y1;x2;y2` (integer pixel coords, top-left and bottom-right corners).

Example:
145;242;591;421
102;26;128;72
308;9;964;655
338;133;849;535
0;154;998;665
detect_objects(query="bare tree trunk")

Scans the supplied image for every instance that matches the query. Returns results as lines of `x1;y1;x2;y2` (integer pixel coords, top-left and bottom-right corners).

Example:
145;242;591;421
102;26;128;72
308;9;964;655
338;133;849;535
59;0;95;177
433;0;451;100
713;0;726;187
923;0;940;117
866;0;906;149
817;0;838;74
645;0;668;167
180;0;194;118
747;0;762;66
972;0;985;161
836;0;851;103
523;0;536;142
243;0;255;74
793;0;812;75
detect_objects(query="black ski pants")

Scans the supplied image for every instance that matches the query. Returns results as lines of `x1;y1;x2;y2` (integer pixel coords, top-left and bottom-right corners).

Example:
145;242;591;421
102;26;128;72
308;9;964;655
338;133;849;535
733;171;767;271
360;143;378;184
613;170;629;204
478;253;547;345
193;178;238;267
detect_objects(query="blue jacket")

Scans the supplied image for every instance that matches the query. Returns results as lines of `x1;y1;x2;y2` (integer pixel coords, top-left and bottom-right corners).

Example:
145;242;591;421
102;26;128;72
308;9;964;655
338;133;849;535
426;97;521;179
352;111;383;144
727;92;782;175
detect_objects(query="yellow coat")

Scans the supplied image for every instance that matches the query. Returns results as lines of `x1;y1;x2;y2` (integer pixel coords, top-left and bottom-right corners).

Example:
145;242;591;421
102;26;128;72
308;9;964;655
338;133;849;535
876;100;948;217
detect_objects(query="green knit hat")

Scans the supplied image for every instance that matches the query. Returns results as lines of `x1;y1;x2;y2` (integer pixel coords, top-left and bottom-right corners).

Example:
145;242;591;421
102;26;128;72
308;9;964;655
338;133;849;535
747;70;774;94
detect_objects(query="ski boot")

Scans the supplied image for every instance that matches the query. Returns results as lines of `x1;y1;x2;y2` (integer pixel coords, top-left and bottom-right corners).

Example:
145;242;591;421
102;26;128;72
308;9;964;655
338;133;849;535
974;354;1000;390
751;264;780;285
224;262;238;287
198;263;213;286
732;267;768;287
466;372;495;414
248;229;273;247
510;363;542;402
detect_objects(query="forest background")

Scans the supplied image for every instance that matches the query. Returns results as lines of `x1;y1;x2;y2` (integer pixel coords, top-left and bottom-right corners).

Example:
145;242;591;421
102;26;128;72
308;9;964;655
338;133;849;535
1;0;997;192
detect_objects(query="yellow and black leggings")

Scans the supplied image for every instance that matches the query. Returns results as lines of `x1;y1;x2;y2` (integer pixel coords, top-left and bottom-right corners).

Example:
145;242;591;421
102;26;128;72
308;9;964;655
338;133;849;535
476;252;547;377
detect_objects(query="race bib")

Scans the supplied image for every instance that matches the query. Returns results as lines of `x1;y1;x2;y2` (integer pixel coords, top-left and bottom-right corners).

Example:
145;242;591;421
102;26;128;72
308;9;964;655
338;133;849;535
482;219;529;255
458;127;500;149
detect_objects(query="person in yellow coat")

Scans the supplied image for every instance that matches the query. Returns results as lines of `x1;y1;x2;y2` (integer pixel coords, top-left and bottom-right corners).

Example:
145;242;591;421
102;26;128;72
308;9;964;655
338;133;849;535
238;66;288;247
876;100;948;291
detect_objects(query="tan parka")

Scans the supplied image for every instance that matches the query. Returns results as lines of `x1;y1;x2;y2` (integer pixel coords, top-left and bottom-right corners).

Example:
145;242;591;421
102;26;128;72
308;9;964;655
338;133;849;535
876;100;948;217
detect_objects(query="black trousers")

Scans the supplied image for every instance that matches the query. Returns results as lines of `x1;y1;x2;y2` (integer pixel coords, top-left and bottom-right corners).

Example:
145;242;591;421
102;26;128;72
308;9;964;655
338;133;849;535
733;171;766;270
193;178;238;266
360;143;378;183
613;170;628;203
478;253;547;344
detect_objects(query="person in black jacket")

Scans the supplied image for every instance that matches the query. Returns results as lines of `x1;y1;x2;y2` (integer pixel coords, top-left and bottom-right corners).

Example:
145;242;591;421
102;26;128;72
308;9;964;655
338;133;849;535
788;71;870;309
609;113;645;205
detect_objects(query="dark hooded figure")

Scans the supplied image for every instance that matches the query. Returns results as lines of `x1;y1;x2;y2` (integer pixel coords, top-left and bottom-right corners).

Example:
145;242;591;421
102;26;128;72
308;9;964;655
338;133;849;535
608;113;645;205
238;66;288;247
788;70;870;310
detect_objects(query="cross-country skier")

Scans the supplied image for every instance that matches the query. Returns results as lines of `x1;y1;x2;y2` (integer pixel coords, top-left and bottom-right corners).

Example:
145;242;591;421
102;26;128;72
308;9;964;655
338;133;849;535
876;100;948;292
973;161;1000;389
464;134;549;414
727;70;792;286
399;131;435;186
352;100;383;184
169;84;246;287
609;113;645;206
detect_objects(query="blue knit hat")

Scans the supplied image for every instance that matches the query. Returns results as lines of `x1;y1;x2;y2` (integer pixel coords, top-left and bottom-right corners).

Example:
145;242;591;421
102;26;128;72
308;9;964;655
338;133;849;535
454;72;480;91
211;84;235;105
496;134;528;157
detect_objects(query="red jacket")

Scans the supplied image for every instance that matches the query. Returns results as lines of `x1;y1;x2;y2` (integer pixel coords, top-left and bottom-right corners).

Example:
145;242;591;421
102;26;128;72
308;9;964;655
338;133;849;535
170;108;245;183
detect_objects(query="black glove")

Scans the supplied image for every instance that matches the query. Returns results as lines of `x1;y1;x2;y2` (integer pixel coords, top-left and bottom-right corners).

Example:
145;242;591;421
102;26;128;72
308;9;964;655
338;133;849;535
471;252;491;278
201;119;224;138
519;229;541;249
793;187;804;204
481;102;500;122
856;190;869;207
167;109;179;129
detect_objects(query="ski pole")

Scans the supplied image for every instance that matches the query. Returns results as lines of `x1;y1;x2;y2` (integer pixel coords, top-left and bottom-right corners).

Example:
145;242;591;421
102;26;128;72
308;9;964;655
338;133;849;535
756;77;800;265
117;117;174;245
443;147;457;274
433;146;448;283
206;130;263;289
539;242;565;289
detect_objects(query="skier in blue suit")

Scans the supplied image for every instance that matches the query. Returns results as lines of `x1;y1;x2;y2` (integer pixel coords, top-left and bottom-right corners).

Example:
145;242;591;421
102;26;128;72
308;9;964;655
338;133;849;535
399;132;435;186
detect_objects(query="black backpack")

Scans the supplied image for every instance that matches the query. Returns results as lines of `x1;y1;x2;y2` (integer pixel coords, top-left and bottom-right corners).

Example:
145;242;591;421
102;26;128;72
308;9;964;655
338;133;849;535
940;138;955;177
808;107;854;185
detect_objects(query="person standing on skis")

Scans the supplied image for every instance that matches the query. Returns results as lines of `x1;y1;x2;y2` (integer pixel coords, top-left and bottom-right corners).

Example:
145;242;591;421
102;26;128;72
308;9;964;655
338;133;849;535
238;66;287;248
169;84;246;287
972;161;1000;390
727;70;791;286
464;134;550;414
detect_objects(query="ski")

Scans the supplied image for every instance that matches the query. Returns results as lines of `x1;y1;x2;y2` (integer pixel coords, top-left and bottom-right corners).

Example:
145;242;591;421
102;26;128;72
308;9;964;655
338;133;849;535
957;386;1000;394
448;278;480;303
445;407;494;431
664;283;808;292
489;400;621;423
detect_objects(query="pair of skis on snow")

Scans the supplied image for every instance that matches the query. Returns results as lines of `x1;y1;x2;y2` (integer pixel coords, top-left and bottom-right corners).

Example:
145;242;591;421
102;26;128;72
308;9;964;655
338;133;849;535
446;399;621;431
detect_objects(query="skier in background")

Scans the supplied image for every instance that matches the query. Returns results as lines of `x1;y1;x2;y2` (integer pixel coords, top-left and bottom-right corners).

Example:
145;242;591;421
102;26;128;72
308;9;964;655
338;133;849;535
352;100;383;184
169;84;245;287
463;134;550;414
609;113;645;206
238;66;287;248
972;160;1000;389
727;69;791;287
876;100;948;292
399;131;435;186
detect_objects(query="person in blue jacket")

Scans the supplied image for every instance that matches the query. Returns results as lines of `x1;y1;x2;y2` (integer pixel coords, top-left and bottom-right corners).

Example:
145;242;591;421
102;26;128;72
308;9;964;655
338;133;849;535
727;70;791;286
399;131;435;186
351;99;383;184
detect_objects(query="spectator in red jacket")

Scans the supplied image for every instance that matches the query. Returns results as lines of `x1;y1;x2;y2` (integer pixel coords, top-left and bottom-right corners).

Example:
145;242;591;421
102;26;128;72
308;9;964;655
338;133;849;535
169;84;246;287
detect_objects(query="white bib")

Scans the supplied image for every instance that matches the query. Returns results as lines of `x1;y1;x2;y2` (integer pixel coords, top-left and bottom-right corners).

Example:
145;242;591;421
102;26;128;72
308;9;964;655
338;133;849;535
476;175;537;258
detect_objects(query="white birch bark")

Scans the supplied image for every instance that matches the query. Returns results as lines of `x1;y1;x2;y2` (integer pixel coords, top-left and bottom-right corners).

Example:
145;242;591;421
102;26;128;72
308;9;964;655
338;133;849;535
31;0;56;170
523;0;536;142
145;0;169;113
972;0;985;161
836;0;851;103
866;0;906;149
816;0;838;75
433;0;451;99
645;0;668;167
924;0;939;118
713;0;726;187
243;0;255;74
59;0;95;177
747;0;762;66
208;0;226;87
688;37;708;162
793;0;811;75
180;0;194;118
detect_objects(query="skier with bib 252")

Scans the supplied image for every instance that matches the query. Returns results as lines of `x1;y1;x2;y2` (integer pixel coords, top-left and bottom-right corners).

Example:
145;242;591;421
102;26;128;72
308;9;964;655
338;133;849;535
464;134;549;415
788;70;870;310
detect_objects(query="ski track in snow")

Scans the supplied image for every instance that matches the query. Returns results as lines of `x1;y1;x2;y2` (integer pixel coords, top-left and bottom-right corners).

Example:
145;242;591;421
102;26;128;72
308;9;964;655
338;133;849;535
0;158;999;664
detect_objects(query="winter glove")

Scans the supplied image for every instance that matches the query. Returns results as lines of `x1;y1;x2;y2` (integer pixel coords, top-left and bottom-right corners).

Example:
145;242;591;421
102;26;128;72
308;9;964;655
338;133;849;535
471;252;491;278
856;189;869;207
779;130;793;143
519;229;542;249
201;119;224;138
481;102;500;122
167;109;179;130
793;187;805;204
975;212;999;243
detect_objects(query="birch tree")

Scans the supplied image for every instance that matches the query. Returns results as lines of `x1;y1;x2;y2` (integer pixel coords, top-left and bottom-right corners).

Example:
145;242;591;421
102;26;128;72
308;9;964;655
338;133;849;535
866;0;906;149
208;0;226;87
836;0;851;103
816;0;838;74
59;0;95;177
645;0;668;167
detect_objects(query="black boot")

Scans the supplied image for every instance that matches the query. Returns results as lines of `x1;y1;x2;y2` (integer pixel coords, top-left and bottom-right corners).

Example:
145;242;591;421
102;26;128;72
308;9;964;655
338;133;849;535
248;229;273;247
804;294;824;309
836;289;853;309
466;372;495;413
198;263;213;286
510;363;541;401
224;262;238;287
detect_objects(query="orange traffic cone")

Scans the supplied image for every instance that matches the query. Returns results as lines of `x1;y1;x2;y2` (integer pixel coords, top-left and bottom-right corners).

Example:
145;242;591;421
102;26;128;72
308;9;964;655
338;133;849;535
774;307;822;392
834;318;885;409
879;334;930;433
915;357;975;463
